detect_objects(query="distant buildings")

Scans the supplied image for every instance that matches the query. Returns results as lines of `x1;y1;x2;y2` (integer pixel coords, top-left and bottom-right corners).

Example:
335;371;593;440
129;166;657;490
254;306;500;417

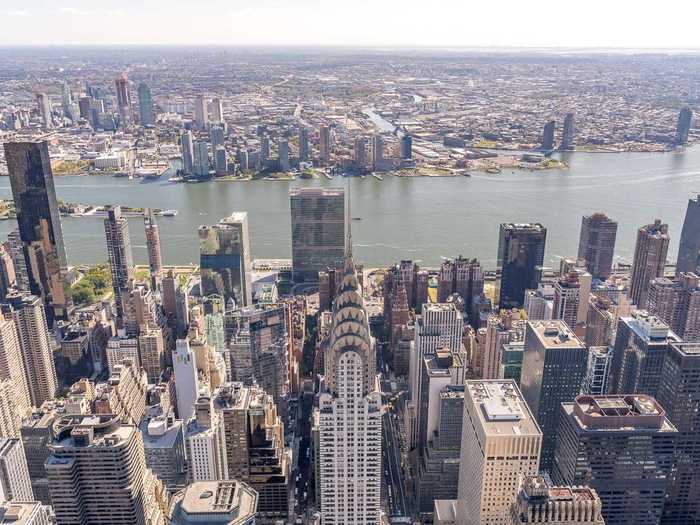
289;187;346;282
553;394;677;525
674;106;692;145
400;133;413;160
115;73;132;127
180;131;194;175
35;93;52;128
541;120;555;150
577;212;617;280
319;125;331;164
137;82;154;127
193;141;209;178
455;380;542;525
559;112;576;150
4;140;70;324
199;212;252;307
521;321;587;471
194;94;209;129
676;194;700;275
629;219;669;308
498;223;547;309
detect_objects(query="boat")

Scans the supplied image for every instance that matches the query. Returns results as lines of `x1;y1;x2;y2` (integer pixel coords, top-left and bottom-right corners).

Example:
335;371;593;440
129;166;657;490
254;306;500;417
352;217;362;221
159;210;178;217
135;165;168;180
372;173;383;181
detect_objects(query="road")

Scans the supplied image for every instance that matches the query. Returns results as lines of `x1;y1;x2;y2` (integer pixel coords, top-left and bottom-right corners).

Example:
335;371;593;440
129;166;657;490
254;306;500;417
294;390;314;518
382;404;408;518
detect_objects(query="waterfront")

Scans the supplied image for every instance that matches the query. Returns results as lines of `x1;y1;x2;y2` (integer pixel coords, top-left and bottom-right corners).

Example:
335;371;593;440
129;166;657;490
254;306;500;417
0;148;698;269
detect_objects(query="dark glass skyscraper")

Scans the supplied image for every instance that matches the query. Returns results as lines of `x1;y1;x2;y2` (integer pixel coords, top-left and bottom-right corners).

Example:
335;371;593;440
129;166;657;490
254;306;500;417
137;82;154;127
3;140;69;324
104;205;134;323
674;106;692;146
497;223;547;309
559;112;575;150
541;120;555;150
676;194;700;276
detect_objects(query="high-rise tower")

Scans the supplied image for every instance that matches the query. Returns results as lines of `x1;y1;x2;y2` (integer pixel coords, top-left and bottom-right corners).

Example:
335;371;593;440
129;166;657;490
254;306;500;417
629;219;669;308
3;140;70;324
137;82;154;127
115;73;132;127
676;194;700;275
104;205;135;323
577;212;617;280
497;223;547;309
144;208;163;289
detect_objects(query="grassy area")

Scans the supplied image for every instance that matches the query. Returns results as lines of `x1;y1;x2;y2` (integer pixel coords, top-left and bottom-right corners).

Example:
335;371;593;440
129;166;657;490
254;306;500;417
69;265;111;306
51;159;91;176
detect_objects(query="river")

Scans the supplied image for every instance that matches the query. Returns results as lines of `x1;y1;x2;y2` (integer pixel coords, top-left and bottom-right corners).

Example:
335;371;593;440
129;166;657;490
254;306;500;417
0;148;697;269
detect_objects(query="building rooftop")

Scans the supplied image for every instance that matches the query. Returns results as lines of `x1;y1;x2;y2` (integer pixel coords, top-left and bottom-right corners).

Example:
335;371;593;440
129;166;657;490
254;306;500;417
567;394;677;432
0;502;50;524
624;310;675;341
670;341;700;357
466;380;541;437
170;481;258;525
140;417;183;449
289;187;344;197
527;320;585;349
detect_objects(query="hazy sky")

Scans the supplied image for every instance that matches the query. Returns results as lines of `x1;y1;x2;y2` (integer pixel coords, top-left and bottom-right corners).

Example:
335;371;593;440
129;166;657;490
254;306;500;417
1;0;699;48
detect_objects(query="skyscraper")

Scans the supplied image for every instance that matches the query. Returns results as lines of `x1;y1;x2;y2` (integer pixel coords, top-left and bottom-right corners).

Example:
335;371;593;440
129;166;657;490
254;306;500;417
509;476;604;525
520;321;587;471
553;394;677;525
559;112;576;150
9;294;58;408
676;194;700;275
194;94;209;129
180;130;194;175
0;315;30;418
210;126;225;148
674;106;692;145
656;341;700;524
4;140;70;324
629;219;669;308
541;120;555;150
34;93;52;128
400;133;413;160
647;272;700;341
354;136;367;171
552;272;582;331
0;438;34;502
577;212;617;280
318;236;382;524
193;140;209;178
214;146;227;177
114;73;132;127
455;380;542;525
372;134;384;169
298;127;309;162
104;205;134;323
278;139;290;171
319;125;331;164
497;223;547;309
173;339;199;422
199;212;252;307
290;187;346;282
46;414;166;525
210;97;223;124
144;208;163;290
137;82;154;127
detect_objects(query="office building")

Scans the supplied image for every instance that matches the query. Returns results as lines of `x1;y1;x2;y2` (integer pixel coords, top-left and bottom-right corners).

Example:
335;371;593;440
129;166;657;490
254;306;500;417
94;360;148;425
674;106;692;145
582;346;612;395
210;97;223;124
585;295;615;347
553;395;677;525
34;94;52;128
524;284;555;320
559;112;576;150
199;212;252;307
0;316;30;418
521;321;587;471
213;383;291;521
173;339;199;422
610;310;680;397
0;439;33;503
318;240;381;525
104;205;134;323
290;187;345;282
498;223;547;309
20;410;55;504
181;130;195;175
186;395;226;482
319;124;331;163
138;328;165;383
143;208;163;289
577;212;617;280
137;82;154;127
140;415;186;494
541;120;555;150
437;256;484;307
169;481;257;525
648;272;700;341
629;219;670;308
106;334;139;374
552;273;582;331
115;73;132;126
481;311;525;380
193;140;209;177
676;194;700;275
8;295;57;408
455;380;542;525
298;127;309;162
656;341;700;524
4;141;70;324
509;476;604;525
46;414;166;525
194;95;209;129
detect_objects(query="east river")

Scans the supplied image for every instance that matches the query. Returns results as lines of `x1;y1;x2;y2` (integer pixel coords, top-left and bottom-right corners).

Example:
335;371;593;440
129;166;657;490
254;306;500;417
0;148;699;269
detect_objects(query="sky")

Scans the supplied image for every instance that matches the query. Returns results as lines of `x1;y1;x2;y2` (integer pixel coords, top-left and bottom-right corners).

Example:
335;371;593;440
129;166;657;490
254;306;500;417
1;0;700;49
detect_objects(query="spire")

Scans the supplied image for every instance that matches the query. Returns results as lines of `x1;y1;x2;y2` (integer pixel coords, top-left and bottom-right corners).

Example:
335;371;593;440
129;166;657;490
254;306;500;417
344;181;355;274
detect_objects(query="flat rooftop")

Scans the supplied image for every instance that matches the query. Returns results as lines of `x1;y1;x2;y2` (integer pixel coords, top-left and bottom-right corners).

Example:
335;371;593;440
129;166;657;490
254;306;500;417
171;481;258;524
567;394;677;433
466;380;541;437
289;187;344;197
527;320;585;349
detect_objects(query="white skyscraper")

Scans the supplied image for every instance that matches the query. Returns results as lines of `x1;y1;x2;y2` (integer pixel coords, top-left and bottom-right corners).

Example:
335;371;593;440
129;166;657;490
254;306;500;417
0;438;33;502
318;219;382;524
173;339;199;422
186;396;226;482
0;316;30;417
456;380;542;525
